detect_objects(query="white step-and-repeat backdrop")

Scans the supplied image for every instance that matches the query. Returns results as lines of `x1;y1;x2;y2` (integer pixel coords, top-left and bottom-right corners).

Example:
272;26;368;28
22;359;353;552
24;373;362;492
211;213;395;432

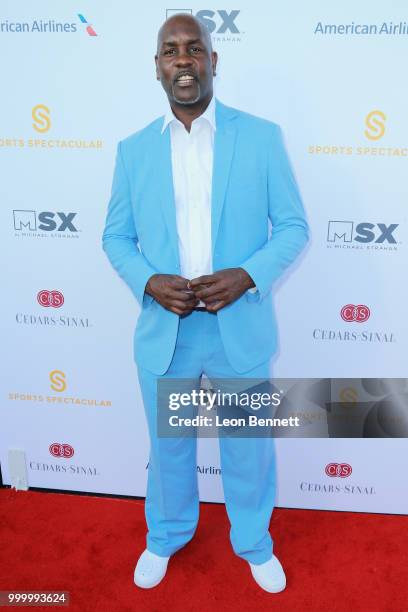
1;1;407;514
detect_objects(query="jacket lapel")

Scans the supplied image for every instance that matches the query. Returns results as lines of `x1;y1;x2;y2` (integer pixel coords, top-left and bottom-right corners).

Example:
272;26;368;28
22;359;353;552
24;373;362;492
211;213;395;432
154;126;180;268
211;100;237;256
152;99;237;266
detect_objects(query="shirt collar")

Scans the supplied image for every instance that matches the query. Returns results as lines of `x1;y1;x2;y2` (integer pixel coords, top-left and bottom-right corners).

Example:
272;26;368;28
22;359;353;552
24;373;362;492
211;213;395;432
161;96;216;134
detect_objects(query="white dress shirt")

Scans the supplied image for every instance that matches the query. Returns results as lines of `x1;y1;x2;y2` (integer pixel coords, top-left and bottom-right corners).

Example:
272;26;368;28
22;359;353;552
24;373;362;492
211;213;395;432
161;96;215;288
161;96;256;306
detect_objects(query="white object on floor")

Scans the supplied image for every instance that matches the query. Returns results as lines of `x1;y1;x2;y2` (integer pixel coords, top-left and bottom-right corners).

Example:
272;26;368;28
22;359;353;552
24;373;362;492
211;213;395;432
134;549;170;589
249;554;286;593
8;449;28;490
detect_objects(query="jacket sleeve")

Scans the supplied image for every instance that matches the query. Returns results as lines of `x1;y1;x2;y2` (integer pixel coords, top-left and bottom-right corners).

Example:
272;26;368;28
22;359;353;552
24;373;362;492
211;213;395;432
240;124;309;300
102;141;157;307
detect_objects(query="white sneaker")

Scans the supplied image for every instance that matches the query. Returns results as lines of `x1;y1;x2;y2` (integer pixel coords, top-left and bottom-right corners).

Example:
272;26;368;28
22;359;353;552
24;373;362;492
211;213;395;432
134;549;170;589
249;554;286;593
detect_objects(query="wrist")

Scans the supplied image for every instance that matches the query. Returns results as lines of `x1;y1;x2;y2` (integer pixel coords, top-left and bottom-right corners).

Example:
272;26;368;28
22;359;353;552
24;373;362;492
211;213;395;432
238;267;255;290
145;273;159;296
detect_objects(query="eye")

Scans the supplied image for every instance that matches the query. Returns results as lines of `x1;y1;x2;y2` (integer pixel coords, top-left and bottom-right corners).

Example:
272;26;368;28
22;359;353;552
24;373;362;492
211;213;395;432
190;46;202;53
163;48;176;55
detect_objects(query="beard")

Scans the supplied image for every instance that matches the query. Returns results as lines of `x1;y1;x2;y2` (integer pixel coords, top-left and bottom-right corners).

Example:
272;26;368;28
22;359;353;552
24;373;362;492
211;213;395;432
171;81;201;105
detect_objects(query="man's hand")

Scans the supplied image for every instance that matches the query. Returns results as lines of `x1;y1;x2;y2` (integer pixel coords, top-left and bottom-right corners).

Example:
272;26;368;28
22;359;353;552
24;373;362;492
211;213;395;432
189;268;255;312
145;274;199;316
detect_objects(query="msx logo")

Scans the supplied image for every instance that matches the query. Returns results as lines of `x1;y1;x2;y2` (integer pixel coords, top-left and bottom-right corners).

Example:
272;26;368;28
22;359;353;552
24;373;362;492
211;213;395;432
13;210;78;232
166;9;240;33
327;221;398;244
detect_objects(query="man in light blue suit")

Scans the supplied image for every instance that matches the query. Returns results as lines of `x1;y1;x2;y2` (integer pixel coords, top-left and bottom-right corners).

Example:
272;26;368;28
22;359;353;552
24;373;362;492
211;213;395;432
102;13;308;593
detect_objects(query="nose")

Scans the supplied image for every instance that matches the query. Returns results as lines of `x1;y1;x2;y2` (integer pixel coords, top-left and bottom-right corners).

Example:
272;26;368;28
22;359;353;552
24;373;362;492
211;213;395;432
175;48;194;67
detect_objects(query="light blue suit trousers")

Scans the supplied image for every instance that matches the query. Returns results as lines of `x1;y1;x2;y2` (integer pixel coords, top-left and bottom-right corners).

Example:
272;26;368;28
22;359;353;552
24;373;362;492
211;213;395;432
137;309;276;564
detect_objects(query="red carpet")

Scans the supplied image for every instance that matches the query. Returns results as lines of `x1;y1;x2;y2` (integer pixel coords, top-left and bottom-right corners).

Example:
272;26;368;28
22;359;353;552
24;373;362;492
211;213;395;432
0;488;407;611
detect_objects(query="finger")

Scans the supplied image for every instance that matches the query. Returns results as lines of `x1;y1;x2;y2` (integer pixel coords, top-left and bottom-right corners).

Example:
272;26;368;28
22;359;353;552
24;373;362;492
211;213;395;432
169;306;185;316
195;285;224;300
206;300;228;312
201;294;226;306
157;293;194;309
168;298;198;312
174;290;198;303
170;305;196;316
191;281;214;289
189;274;217;288
164;288;195;302
169;276;191;289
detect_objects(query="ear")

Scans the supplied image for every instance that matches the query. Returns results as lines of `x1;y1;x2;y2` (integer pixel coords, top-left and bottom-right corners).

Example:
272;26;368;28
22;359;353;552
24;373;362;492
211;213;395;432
155;55;160;80
211;51;218;76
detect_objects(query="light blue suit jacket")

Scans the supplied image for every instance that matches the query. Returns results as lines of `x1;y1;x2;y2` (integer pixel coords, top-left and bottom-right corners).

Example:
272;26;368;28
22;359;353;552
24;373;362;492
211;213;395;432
102;99;309;374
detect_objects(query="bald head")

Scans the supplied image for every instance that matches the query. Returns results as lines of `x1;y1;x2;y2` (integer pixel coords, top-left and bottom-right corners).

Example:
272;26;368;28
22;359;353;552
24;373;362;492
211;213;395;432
155;12;217;109
157;13;212;54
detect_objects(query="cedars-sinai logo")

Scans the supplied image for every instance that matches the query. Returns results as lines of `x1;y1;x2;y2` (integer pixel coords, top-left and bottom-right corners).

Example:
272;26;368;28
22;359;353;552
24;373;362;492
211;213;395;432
49;443;74;458
340;304;371;323
37;290;64;308
325;463;352;478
